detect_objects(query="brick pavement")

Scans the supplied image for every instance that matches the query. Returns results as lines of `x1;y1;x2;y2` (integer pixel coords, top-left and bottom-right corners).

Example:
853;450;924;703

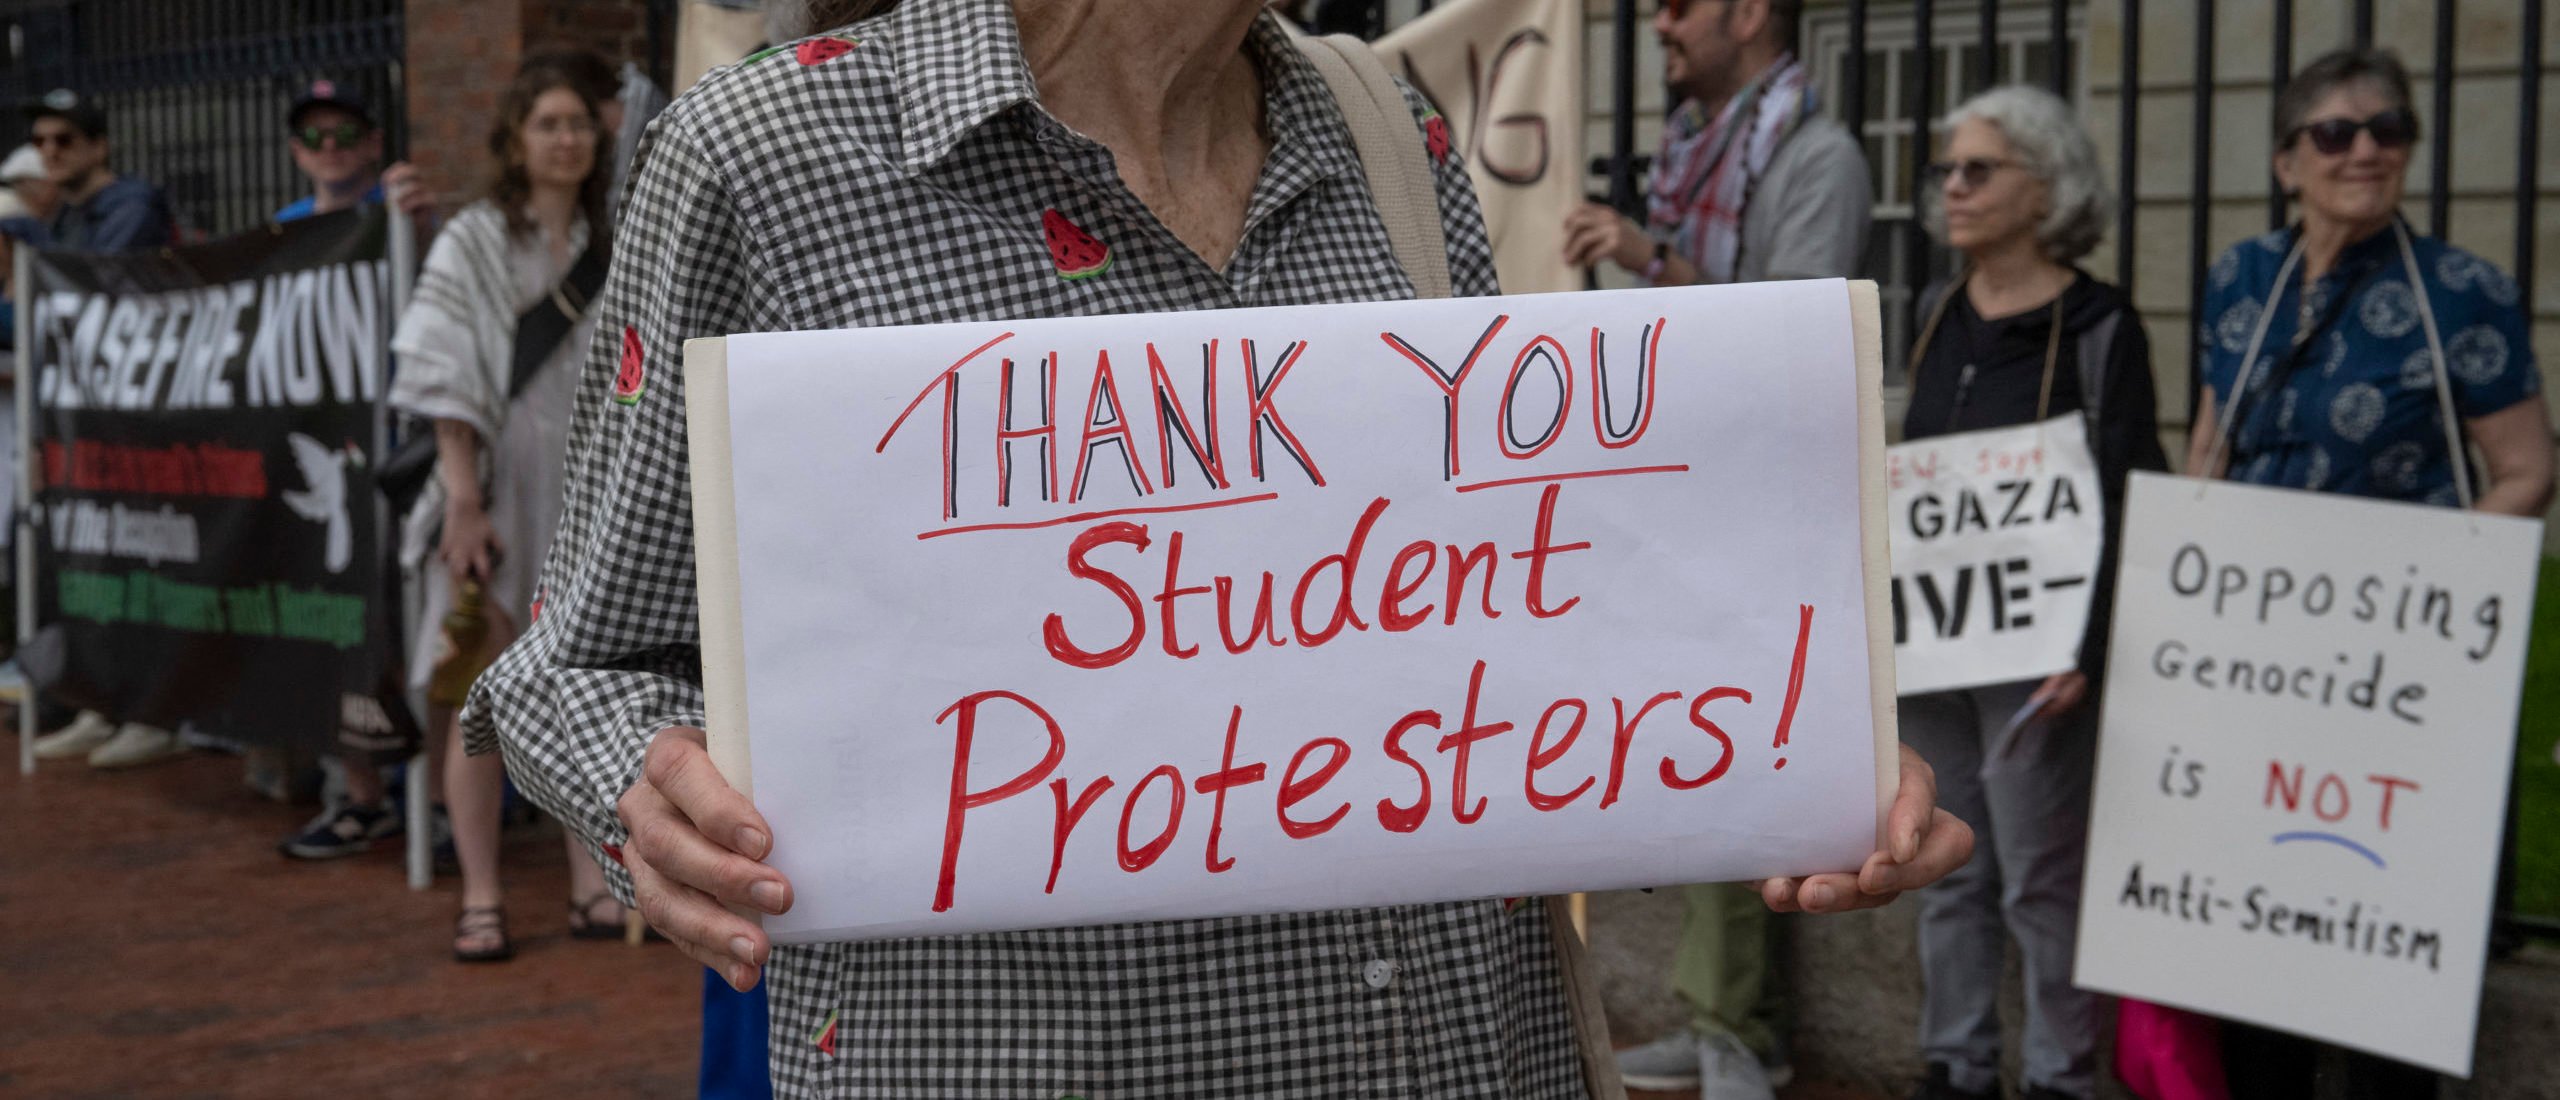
0;749;700;1099
0;743;1903;1099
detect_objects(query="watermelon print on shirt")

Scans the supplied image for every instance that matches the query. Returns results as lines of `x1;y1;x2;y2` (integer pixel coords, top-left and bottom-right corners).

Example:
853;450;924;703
613;325;645;405
742;33;858;66
1042;208;1111;280
796;36;857;65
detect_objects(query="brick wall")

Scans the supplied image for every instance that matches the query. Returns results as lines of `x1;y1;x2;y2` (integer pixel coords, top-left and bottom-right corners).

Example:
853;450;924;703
403;0;521;208
523;0;655;76
403;0;659;211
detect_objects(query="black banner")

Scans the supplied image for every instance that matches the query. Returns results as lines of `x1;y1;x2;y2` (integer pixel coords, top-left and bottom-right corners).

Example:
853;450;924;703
25;207;417;755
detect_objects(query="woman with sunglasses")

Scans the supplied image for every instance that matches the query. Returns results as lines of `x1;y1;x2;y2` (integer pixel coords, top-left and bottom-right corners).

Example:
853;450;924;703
2186;48;2551;1099
1899;84;2167;1100
2190;49;2550;515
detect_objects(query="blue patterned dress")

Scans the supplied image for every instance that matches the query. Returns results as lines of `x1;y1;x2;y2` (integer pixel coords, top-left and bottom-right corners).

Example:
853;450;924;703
2198;222;2539;506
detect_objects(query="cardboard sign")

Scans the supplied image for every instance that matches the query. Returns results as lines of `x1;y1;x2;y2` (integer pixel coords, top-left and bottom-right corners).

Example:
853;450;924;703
687;281;1899;944
1886;415;2102;695
2075;473;2541;1076
1374;0;1586;295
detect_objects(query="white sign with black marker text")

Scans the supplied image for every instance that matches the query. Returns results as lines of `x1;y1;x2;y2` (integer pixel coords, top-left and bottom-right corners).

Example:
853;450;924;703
1887;415;2102;695
2075;472;2541;1076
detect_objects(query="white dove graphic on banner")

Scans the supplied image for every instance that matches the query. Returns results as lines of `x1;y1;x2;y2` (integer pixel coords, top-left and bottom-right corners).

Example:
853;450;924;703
281;433;352;573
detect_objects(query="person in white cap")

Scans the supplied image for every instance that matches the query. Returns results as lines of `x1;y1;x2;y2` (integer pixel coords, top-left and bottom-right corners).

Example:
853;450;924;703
0;143;50;300
0;143;54;225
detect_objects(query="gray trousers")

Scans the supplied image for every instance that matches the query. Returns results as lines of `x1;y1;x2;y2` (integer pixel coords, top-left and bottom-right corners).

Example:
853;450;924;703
1901;677;2102;1098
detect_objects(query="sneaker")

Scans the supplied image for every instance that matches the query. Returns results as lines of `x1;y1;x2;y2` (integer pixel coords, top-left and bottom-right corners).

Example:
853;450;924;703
176;720;245;754
1615;1031;1703;1091
1909;1063;1999;1100
86;722;183;769
30;711;115;760
1698;1031;1775;1100
280;801;402;859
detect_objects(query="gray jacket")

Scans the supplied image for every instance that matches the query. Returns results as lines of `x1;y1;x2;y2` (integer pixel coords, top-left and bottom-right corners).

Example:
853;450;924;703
1733;115;1871;283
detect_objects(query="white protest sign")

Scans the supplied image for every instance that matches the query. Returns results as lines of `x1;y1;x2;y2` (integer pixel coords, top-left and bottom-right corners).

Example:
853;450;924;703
1887;415;2102;695
688;281;1898;944
2075;473;2541;1076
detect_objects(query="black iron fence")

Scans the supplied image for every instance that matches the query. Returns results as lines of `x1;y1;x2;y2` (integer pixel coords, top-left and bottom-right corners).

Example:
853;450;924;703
0;0;404;239
1355;0;2549;392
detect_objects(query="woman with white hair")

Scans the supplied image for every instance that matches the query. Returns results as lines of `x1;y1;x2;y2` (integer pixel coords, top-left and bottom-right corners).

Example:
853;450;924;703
1899;84;2166;1100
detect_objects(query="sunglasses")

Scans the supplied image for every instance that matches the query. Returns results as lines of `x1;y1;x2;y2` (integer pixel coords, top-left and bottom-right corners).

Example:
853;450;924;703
1924;156;2016;191
295;121;371;151
2287;109;2416;155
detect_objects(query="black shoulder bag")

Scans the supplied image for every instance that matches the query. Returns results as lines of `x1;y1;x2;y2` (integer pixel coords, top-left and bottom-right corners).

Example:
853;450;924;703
377;237;611;515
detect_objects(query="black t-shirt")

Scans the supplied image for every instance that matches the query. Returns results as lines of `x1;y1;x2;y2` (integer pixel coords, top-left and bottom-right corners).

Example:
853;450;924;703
1903;277;2088;441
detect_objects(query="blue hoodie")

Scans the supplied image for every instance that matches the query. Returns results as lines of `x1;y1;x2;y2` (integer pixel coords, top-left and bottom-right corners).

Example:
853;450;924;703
49;175;173;251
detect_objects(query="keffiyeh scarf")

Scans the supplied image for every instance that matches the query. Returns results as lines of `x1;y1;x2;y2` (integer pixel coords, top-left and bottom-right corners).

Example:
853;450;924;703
1645;55;1819;283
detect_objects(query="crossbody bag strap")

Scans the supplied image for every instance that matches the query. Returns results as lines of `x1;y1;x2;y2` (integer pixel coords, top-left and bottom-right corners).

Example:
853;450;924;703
2075;311;2122;437
1292;32;1453;300
508;235;610;400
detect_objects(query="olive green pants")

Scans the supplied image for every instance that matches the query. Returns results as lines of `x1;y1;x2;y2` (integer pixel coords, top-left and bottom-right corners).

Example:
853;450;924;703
1669;882;1785;1059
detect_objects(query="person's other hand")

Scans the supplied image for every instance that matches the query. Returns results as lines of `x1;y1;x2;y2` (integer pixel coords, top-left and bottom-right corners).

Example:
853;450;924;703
1561;201;1651;271
620;726;793;991
1751;743;1972;913
382;161;432;219
437;495;501;584
2031;670;2088;722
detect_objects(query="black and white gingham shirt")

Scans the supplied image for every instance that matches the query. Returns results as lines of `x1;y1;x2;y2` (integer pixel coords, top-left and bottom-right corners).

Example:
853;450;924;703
464;2;1586;1095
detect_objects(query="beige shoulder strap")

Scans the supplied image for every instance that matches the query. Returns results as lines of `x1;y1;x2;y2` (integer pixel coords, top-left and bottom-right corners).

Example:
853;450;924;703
1292;32;1454;300
1544;899;1631;1099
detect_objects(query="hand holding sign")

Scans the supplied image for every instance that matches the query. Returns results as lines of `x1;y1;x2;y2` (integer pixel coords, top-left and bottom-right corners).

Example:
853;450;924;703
1756;743;1973;912
618;725;790;992
2031;669;2088;722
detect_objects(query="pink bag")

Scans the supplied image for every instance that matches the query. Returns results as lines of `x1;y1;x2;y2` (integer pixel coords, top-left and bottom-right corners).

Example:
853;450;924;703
2114;999;2231;1100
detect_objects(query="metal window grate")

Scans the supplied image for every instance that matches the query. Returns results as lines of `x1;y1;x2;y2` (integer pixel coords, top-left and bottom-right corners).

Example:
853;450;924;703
0;0;404;239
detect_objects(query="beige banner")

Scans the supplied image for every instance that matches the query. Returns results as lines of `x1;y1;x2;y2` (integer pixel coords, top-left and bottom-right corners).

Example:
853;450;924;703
1375;0;1586;295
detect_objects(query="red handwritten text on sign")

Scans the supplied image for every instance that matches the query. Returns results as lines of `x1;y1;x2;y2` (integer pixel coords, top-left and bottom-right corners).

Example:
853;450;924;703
719;281;1882;941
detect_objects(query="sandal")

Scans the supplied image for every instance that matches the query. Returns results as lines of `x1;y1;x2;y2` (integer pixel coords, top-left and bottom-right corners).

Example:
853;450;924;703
454;905;514;963
568;891;665;942
567;892;623;940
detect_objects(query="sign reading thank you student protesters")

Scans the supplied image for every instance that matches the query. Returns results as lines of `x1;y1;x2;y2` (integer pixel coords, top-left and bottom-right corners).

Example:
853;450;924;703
688;280;1901;943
